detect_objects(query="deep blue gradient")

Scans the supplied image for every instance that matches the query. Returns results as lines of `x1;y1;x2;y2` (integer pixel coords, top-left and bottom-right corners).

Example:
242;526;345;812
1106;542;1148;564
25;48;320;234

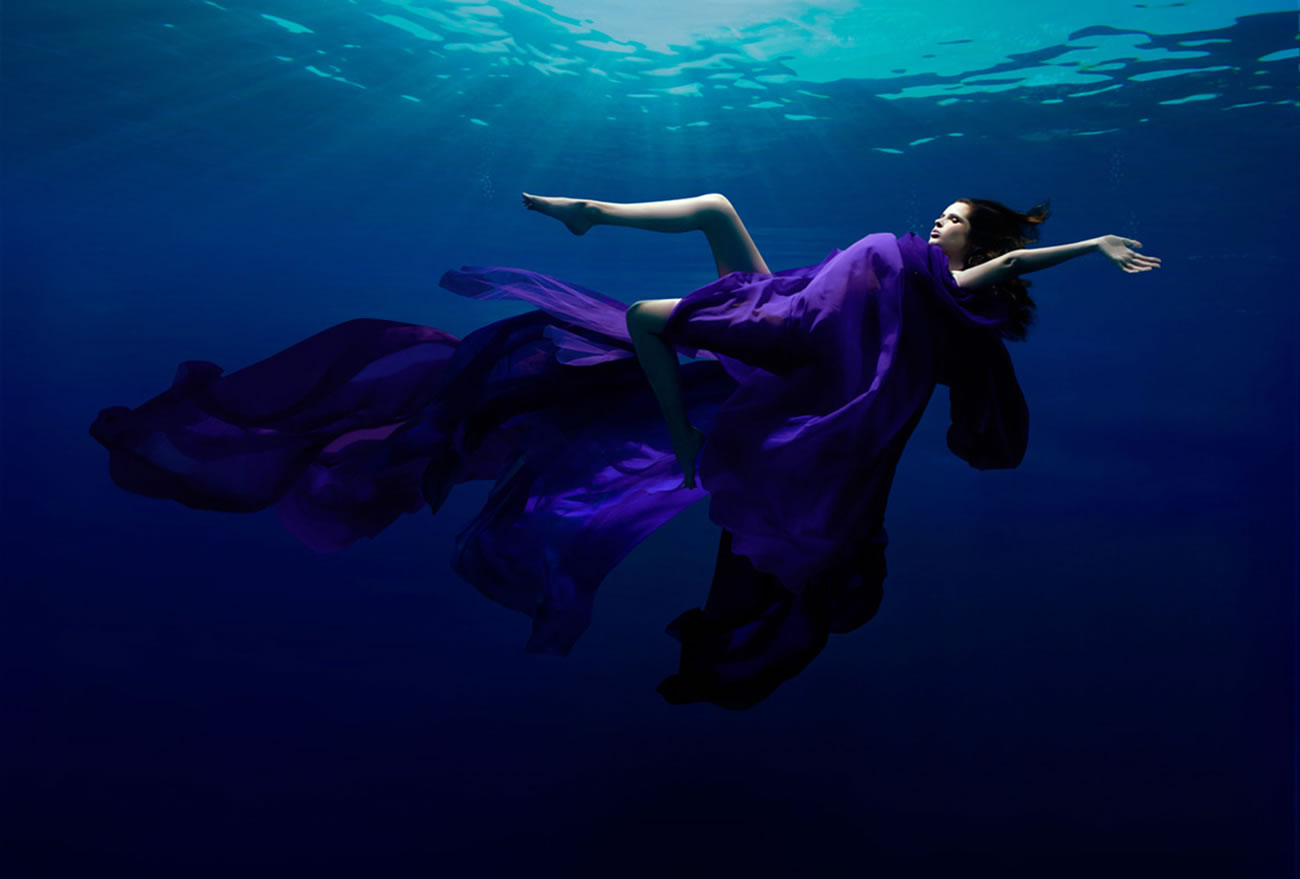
4;2;1297;876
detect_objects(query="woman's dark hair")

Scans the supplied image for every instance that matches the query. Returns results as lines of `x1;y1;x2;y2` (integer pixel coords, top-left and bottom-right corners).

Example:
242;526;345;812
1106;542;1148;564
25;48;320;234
956;197;1051;342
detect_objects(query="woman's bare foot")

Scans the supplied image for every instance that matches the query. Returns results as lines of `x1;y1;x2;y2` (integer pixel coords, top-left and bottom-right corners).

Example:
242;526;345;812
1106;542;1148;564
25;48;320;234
521;192;596;236
672;425;707;490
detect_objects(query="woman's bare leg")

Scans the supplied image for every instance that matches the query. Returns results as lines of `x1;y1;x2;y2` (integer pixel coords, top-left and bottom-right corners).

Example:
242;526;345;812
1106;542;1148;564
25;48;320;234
521;192;771;277
522;190;770;488
626;298;706;490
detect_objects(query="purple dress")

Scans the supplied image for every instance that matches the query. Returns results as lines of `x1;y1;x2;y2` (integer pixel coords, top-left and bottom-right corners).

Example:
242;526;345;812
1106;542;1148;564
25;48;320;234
90;232;1027;709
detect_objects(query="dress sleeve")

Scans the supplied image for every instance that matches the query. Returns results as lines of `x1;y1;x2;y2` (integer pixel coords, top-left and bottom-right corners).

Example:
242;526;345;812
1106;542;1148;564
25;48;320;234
944;331;1029;469
895;233;1029;470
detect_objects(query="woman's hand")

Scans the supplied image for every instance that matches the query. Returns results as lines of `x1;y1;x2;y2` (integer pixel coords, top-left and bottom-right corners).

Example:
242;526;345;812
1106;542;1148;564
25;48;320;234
1098;235;1162;273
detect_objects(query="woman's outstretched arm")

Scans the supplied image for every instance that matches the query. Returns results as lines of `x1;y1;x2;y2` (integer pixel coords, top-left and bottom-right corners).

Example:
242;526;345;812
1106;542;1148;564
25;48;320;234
1009;235;1161;275
954;235;1161;288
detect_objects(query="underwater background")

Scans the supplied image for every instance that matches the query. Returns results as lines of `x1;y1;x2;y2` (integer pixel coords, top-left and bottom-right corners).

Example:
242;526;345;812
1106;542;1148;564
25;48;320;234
4;1;1297;876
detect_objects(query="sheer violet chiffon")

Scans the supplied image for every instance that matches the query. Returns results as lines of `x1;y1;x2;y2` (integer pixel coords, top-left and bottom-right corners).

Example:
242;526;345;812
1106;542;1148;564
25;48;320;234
90;232;1027;703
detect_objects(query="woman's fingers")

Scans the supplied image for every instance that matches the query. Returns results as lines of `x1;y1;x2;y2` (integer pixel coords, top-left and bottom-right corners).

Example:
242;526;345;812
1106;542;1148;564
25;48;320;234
1125;247;1161;271
1101;236;1160;272
1119;250;1160;271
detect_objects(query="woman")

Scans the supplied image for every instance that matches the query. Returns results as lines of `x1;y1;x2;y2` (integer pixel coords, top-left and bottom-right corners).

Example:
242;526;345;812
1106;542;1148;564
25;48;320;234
521;192;1157;489
513;191;1159;708
90;190;1160;710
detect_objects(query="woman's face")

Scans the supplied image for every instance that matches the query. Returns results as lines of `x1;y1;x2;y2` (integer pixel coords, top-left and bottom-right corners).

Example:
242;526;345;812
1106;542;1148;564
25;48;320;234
930;201;973;268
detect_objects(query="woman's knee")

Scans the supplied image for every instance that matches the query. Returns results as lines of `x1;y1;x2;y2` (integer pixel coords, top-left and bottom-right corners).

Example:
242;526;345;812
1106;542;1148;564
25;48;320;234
626;298;679;335
698;193;734;225
625;300;654;335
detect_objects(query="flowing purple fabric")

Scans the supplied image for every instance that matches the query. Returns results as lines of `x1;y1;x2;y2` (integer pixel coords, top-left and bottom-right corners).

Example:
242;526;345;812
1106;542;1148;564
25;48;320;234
657;231;1026;589
90;231;1027;707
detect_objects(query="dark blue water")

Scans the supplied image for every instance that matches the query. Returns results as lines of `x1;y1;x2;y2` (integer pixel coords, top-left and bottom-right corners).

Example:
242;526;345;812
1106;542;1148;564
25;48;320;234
4;2;1297;876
